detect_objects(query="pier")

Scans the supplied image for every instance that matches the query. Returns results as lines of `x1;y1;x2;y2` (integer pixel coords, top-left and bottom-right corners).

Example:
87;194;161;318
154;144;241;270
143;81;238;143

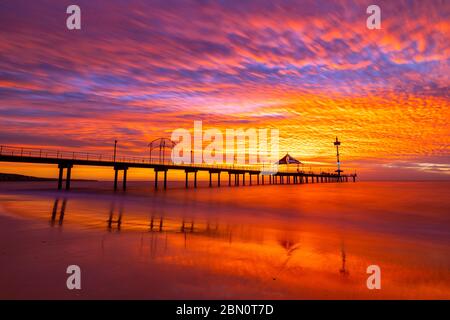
0;145;357;191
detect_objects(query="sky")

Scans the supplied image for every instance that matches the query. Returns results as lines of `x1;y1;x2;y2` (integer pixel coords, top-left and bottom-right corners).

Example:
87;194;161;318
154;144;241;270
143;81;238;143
0;0;449;180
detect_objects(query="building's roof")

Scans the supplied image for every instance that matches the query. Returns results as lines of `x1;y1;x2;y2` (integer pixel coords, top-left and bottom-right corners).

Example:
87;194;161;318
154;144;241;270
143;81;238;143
275;153;302;165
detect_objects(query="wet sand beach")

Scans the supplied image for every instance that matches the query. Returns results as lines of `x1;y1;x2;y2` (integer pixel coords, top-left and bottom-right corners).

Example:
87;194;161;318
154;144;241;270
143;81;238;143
0;181;449;299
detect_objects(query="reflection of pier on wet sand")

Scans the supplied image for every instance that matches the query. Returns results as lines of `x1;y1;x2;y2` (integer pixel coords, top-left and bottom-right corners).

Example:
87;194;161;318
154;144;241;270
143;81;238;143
49;197;251;243
49;197;352;278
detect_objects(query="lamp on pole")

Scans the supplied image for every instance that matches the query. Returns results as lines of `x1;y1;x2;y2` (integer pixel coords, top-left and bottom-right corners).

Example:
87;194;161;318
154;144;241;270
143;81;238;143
148;138;176;165
114;140;118;163
334;136;343;177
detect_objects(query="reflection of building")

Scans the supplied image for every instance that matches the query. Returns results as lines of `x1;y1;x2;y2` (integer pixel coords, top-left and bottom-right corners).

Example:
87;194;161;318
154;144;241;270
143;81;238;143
272;237;301;280
278;238;300;256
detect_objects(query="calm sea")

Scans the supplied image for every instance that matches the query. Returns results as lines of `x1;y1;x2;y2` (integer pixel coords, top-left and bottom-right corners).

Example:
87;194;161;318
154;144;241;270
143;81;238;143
0;180;449;299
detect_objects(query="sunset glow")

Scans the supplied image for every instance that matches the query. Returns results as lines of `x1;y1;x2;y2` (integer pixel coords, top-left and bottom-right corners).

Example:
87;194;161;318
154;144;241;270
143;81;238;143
1;1;450;305
0;0;449;180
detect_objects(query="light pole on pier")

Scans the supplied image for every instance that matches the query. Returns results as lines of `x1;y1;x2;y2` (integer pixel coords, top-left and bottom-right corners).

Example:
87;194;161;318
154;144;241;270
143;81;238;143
114;140;118;163
334;137;343;177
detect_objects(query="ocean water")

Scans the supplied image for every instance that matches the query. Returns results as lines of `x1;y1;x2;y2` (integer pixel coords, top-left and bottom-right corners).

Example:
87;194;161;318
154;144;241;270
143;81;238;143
0;180;449;299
